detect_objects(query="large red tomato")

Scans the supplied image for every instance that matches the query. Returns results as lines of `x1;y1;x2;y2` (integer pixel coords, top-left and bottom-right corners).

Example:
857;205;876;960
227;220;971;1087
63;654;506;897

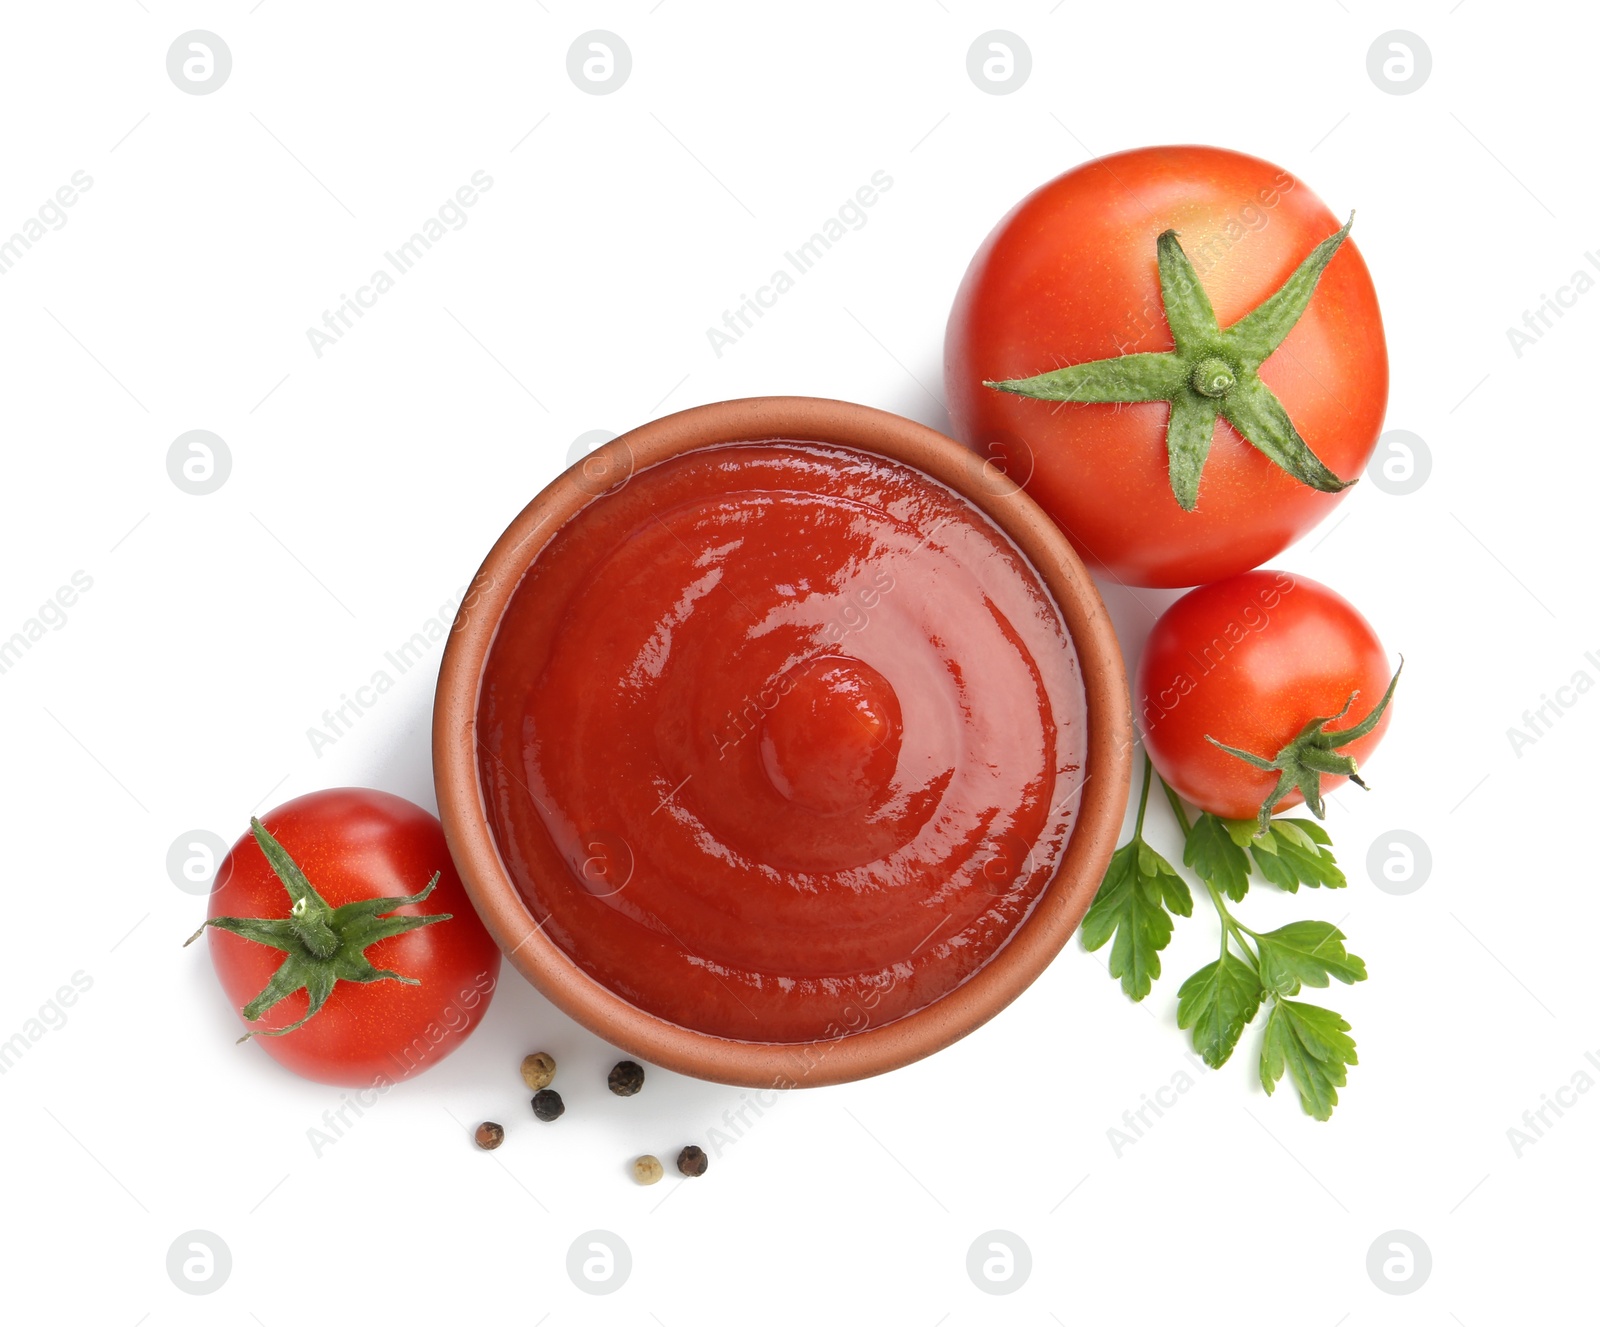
1136;571;1396;827
202;789;500;1087
945;145;1387;588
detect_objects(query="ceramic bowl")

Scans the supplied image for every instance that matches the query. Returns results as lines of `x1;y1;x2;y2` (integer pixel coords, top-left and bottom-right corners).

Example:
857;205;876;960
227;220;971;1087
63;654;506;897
432;396;1131;1087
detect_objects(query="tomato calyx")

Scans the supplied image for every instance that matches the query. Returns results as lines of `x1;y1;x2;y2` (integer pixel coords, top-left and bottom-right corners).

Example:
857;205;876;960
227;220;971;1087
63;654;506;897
184;817;452;1042
1207;660;1403;834
1188;357;1236;398
986;214;1359;511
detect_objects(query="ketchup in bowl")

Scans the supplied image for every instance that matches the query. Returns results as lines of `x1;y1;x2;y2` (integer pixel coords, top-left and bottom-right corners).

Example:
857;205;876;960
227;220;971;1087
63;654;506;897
476;441;1087;1044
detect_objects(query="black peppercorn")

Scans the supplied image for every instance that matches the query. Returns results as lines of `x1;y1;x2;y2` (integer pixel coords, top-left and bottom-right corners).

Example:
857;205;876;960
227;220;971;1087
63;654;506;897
473;1121;505;1150
677;1144;708;1177
531;1089;565;1122
608;1060;645;1096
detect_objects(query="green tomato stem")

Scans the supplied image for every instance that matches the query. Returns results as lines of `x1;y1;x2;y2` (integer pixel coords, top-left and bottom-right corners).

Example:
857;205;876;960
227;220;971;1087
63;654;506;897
196;820;452;1040
1208;658;1404;834
986;215;1360;509
1189;357;1236;398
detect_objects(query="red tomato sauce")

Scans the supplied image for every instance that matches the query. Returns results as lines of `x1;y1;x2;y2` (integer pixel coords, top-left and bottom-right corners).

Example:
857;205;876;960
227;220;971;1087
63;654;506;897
477;443;1086;1043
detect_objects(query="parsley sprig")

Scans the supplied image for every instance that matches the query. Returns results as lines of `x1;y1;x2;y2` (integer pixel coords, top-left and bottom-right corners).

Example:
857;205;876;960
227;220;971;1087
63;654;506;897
1079;758;1191;1001
1082;755;1366;1120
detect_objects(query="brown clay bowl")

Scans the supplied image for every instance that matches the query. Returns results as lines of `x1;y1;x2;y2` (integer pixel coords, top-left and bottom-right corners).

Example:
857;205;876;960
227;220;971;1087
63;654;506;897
432;396;1131;1088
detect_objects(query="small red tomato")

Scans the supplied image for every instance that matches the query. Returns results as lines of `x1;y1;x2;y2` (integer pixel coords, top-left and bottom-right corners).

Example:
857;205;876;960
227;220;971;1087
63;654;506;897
201;789;500;1087
1136;571;1398;828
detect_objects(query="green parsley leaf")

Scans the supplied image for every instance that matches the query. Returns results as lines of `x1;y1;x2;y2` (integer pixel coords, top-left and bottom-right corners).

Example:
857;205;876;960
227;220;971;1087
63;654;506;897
1253;920;1368;996
1222;818;1259;848
1176;952;1263;1068
1138;839;1194;917
1184;812;1251;901
1284;818;1332;847
1259;999;1357;1121
1252;819;1346;892
1082;837;1191;1002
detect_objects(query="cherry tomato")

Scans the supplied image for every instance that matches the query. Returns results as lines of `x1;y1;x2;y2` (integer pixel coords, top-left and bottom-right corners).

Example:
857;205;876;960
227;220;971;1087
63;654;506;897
945;145;1387;587
204;788;500;1087
1136;571;1396;823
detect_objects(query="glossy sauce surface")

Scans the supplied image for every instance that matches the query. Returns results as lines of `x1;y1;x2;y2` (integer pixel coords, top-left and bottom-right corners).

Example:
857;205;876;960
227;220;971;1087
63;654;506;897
477;442;1086;1043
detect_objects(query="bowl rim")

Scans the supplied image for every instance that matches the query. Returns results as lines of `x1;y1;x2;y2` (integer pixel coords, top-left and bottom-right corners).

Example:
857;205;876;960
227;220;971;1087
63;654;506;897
432;395;1131;1088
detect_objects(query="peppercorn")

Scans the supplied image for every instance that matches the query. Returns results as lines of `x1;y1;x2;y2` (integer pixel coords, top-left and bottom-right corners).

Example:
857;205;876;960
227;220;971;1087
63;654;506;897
632;1154;664;1185
676;1144;708;1177
531;1088;565;1122
473;1121;505;1151
608;1060;645;1096
520;1051;557;1090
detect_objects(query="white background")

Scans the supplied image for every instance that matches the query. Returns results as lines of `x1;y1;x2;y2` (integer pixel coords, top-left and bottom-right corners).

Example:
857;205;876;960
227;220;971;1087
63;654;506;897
1;2;1592;1322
